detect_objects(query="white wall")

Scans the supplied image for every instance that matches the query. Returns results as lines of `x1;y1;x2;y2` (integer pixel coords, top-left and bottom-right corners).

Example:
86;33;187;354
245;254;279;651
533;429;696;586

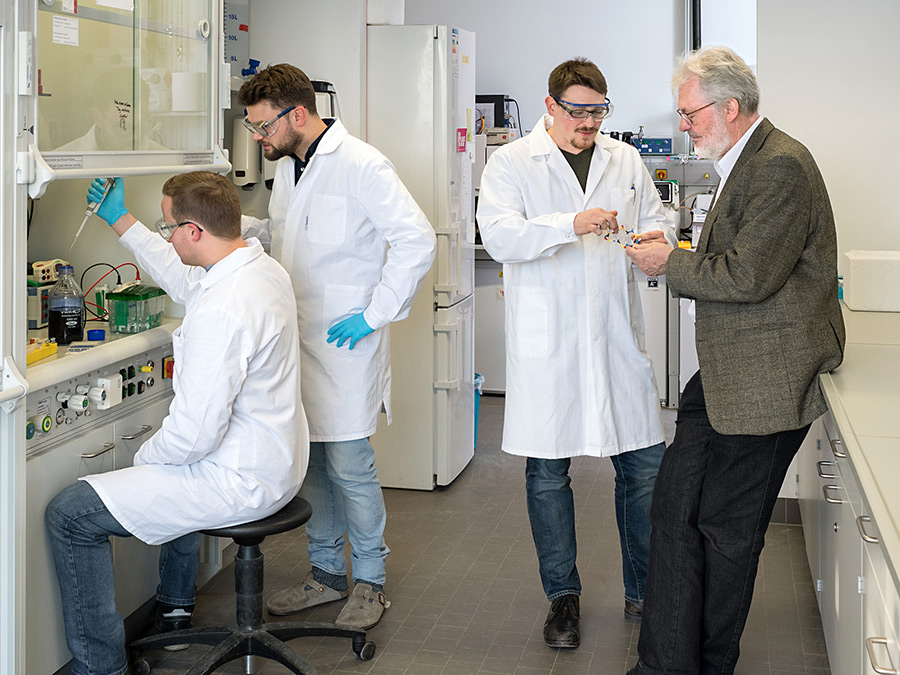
405;0;686;144
246;0;367;138
758;0;900;261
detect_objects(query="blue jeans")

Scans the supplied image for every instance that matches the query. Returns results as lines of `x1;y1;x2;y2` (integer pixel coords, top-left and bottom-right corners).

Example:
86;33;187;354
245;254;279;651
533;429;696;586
525;441;665;602
635;372;809;675
45;481;199;675
300;438;389;586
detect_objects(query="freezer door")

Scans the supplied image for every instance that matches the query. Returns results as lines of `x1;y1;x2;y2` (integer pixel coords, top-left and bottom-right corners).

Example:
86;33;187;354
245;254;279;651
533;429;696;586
434;26;475;307
434;294;475;486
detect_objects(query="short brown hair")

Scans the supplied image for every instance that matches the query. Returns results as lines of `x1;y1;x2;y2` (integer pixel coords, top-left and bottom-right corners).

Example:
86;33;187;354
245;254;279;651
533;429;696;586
162;171;242;239
237;63;318;116
548;58;608;99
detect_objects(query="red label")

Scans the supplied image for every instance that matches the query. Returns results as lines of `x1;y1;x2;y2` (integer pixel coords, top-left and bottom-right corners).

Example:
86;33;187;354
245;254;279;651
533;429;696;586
457;128;467;153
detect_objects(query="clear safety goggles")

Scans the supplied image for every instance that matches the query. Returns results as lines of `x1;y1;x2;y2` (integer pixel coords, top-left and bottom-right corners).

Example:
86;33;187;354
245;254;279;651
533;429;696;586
552;96;614;121
240;106;296;138
154;218;203;241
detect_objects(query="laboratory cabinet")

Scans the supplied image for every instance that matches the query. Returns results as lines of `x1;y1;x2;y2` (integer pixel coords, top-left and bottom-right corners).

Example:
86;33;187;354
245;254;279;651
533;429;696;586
25;392;173;675
800;307;900;675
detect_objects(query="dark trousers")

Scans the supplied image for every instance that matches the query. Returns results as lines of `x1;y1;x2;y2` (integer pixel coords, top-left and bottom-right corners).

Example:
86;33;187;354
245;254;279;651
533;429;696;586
636;372;810;675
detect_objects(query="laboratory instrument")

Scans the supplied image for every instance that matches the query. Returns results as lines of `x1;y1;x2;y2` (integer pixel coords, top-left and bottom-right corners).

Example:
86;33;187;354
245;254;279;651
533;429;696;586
106;285;166;334
47;265;84;345
69;178;113;251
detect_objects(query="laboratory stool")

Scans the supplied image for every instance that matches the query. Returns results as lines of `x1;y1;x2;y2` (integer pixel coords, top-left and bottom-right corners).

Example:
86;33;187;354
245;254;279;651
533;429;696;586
130;496;375;675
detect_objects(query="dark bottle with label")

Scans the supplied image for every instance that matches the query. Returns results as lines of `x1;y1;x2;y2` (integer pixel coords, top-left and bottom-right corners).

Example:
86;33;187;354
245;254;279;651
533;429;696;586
48;265;84;345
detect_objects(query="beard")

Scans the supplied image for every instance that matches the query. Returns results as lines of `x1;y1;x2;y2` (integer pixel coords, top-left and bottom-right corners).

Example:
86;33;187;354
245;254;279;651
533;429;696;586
262;125;304;161
569;125;598;151
693;111;731;160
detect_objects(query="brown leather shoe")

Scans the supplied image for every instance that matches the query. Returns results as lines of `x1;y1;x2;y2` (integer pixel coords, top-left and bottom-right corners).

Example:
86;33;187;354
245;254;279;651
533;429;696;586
624;599;643;622
543;595;580;649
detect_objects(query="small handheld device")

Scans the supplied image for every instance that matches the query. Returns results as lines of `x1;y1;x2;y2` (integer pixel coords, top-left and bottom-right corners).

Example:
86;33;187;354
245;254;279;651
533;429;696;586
69;178;114;251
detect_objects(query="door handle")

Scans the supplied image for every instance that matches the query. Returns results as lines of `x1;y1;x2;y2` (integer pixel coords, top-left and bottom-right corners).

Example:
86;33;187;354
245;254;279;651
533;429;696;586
866;637;898;674
81;443;115;459
822;484;842;504
830;438;847;459
816;460;837;479
857;515;880;544
120;424;153;440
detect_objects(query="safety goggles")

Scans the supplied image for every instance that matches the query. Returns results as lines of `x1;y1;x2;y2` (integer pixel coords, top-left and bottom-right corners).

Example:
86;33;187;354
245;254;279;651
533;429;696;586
240;106;296;138
154;218;203;241
552;96;614;121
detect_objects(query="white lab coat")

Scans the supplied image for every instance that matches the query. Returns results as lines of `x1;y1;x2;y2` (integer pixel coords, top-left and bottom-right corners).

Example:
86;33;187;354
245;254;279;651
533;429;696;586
477;115;675;458
84;225;308;545
242;119;436;442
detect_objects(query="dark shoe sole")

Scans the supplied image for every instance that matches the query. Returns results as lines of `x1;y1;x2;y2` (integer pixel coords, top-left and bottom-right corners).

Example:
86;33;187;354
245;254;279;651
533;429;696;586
544;636;580;649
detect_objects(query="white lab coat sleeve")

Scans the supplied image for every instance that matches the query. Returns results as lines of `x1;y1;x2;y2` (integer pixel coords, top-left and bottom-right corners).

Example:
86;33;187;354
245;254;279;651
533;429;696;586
134;304;248;466
359;159;437;330
118;222;204;304
634;163;677;246
241;214;273;249
477;151;578;264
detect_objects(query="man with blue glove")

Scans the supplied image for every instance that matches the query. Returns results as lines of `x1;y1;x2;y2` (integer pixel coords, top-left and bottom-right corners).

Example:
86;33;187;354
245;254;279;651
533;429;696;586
46;172;307;675
238;64;436;629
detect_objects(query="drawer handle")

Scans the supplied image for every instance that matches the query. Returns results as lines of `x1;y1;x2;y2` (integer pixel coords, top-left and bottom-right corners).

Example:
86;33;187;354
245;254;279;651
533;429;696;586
120;424;153;440
823;484;842;504
816;460;837;479
858;515;880;544
866;637;898;674
80;443;115;459
830;438;847;459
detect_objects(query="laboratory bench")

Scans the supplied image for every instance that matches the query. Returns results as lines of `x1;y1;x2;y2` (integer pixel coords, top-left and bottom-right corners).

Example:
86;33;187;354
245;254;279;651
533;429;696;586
799;304;900;674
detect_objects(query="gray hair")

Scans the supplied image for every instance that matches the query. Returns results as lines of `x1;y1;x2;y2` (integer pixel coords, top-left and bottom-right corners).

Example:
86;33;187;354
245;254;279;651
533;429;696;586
672;46;760;116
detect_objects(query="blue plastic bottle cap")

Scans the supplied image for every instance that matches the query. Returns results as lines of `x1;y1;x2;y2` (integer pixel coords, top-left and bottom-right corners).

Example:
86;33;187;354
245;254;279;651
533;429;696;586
87;329;106;341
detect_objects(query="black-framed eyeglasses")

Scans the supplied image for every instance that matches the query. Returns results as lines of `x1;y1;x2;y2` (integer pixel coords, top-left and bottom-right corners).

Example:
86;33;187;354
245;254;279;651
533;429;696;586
552;95;614;121
676;101;717;124
154;217;203;241
240;106;296;138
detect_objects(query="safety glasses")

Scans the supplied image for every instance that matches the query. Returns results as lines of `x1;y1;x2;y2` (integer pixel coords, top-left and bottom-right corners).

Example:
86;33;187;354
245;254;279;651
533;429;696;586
240;106;296;138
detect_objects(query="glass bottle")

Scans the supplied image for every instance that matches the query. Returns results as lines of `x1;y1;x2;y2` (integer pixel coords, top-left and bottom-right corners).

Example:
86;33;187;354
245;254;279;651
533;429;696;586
48;265;84;345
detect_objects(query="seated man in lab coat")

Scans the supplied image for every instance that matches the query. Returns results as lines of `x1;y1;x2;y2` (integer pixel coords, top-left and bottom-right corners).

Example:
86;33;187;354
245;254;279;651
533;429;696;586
237;63;436;629
477;57;676;649
45;171;309;675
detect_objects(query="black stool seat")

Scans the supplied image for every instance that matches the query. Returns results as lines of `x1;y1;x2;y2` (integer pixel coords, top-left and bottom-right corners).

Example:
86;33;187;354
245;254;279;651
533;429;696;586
200;497;313;543
130;496;375;675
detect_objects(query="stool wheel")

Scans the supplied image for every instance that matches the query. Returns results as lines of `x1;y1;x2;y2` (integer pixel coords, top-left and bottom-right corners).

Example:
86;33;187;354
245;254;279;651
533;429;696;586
355;640;376;661
131;655;152;674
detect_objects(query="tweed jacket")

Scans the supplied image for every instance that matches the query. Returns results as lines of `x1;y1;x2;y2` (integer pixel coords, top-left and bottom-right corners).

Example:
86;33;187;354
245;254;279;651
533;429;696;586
666;118;845;436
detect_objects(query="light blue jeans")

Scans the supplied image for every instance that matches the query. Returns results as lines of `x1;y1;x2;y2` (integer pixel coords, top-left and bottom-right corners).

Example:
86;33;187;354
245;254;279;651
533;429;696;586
300;438;390;586
45;480;199;675
526;442;665;602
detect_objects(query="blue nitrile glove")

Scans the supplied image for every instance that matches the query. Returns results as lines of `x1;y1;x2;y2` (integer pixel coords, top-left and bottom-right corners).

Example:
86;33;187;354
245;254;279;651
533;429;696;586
86;177;128;225
326;313;374;350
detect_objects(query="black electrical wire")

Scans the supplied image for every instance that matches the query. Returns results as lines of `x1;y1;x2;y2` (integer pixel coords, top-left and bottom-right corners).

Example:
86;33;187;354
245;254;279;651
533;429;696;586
505;97;523;136
80;262;122;290
27;197;35;237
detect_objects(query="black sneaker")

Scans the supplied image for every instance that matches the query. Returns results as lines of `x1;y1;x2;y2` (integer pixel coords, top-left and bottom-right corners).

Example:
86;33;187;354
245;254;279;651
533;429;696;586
154;602;194;652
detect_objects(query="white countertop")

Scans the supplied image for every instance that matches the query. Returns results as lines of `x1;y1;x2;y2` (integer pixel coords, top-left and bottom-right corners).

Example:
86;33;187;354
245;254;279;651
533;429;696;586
28;319;180;390
820;305;900;591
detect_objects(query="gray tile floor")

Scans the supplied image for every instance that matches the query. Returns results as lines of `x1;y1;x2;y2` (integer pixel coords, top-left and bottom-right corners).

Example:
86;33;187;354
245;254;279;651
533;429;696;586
142;397;830;674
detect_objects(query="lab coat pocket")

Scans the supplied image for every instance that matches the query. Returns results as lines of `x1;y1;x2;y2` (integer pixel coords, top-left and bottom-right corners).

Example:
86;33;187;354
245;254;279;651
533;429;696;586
507;287;549;358
323;284;377;355
307;194;348;245
608;187;638;234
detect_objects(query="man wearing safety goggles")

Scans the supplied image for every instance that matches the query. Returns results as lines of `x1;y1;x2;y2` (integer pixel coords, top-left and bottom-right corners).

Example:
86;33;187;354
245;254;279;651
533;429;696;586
237;64;436;630
477;57;676;650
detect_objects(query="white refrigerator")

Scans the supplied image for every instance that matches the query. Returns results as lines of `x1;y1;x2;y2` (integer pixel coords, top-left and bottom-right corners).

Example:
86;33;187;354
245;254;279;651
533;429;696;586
367;25;476;490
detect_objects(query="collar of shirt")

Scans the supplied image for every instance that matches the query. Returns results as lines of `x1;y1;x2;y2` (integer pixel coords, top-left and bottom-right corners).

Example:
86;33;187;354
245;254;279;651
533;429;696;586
293;117;336;183
712;115;763;203
199;238;265;289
